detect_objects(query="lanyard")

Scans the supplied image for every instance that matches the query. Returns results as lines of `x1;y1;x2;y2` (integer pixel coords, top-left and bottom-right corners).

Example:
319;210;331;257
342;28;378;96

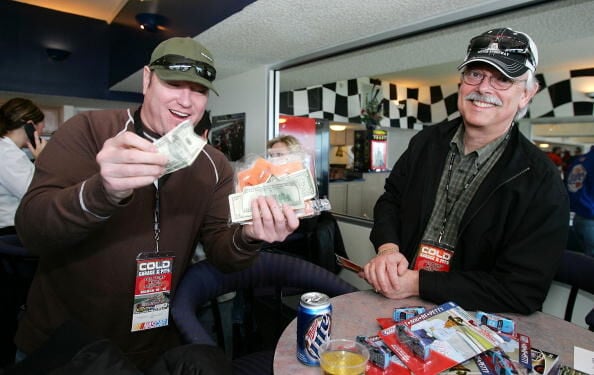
133;106;164;253
437;126;512;243
437;152;478;243
153;184;161;253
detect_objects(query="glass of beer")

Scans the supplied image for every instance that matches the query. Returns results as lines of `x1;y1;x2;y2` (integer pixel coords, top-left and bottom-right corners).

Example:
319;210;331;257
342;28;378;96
319;338;369;375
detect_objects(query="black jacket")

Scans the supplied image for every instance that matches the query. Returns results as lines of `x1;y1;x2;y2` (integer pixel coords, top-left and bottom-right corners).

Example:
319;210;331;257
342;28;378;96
371;118;569;314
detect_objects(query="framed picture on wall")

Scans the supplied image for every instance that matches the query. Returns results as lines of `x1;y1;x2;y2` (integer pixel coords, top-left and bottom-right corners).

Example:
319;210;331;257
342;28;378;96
210;112;246;161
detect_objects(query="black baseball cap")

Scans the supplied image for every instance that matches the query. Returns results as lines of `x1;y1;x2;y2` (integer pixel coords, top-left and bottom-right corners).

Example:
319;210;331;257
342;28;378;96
457;28;538;79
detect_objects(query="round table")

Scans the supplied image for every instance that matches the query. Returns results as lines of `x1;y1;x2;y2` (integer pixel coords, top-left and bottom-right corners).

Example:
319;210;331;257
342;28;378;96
273;290;594;374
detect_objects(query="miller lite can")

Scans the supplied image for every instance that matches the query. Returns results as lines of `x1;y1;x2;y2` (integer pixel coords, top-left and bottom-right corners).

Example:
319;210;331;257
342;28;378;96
296;292;332;366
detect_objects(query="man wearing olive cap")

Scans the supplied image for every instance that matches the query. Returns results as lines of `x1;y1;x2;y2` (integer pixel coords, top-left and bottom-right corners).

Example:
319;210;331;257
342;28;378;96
363;28;569;314
14;37;298;369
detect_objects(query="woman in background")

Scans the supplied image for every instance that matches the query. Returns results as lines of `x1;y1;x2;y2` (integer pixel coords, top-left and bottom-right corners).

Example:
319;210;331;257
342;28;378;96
265;133;347;272
0;98;46;235
267;134;301;157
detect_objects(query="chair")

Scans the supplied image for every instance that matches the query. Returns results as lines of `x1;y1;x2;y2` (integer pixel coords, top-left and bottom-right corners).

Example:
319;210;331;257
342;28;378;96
586;308;594;331
261;211;347;274
553;250;594;329
171;251;358;374
0;234;38;368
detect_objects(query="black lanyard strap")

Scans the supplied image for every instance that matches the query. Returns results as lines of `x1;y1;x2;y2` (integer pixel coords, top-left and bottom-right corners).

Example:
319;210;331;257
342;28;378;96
437;126;512;243
133;106;165;252
438;152;479;242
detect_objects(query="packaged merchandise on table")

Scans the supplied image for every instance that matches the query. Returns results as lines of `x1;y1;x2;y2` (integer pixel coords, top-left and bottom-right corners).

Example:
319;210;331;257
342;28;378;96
529;348;560;375
379;302;504;375
357;335;393;369
356;335;412;374
558;365;590;375
393;306;427;322
475;311;516;336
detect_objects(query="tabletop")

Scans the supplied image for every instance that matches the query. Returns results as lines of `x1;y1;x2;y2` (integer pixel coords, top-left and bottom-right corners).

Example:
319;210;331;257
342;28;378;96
273;290;594;374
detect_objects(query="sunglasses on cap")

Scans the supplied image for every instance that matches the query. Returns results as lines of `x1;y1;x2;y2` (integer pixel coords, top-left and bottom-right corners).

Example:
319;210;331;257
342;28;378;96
468;34;535;65
150;55;216;82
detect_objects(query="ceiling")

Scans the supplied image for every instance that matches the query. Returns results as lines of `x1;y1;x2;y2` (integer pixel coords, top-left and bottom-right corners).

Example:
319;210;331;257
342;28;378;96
11;0;594;91
14;0;128;23
9;0;594;145
12;0;552;91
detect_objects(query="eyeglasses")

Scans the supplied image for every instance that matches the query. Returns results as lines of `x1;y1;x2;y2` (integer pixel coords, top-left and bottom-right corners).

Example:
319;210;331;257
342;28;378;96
461;69;526;91
150;55;216;82
468;34;536;67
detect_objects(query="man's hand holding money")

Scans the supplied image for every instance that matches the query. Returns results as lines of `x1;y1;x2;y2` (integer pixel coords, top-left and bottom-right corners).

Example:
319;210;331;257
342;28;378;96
97;130;168;204
241;196;300;244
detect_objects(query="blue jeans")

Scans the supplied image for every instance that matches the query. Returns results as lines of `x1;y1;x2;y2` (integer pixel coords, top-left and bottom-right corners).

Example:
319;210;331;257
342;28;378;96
573;215;594;257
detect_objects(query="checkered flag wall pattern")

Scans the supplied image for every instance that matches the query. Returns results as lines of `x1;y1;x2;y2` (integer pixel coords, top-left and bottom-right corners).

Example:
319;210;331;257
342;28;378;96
280;67;594;126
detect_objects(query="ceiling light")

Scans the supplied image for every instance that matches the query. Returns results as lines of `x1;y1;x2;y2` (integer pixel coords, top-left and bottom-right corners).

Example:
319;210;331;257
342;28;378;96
330;124;346;131
135;13;167;32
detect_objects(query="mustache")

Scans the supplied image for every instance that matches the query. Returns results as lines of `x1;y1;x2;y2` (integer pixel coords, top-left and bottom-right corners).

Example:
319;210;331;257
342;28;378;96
464;92;502;106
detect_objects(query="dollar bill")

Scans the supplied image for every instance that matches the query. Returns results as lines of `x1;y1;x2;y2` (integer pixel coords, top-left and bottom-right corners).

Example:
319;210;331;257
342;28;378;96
154;119;206;175
228;193;252;223
241;180;304;211
229;180;305;223
283;168;316;200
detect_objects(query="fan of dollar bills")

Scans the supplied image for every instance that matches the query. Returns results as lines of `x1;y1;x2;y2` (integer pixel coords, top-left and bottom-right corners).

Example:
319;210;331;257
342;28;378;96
153;119;207;175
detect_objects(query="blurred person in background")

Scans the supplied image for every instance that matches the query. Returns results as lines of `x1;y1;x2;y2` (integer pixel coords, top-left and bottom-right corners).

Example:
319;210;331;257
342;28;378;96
0;98;46;235
194;109;212;140
566;146;594;256
267;134;301;157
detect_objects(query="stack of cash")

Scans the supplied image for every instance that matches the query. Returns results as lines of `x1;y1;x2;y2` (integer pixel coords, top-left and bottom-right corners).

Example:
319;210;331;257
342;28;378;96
229;157;317;223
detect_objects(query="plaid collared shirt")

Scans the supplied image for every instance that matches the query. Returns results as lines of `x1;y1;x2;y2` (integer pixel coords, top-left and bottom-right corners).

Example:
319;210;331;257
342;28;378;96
421;124;511;250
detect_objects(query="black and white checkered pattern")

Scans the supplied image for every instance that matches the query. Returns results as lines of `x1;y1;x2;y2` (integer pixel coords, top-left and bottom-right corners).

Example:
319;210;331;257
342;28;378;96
280;67;594;127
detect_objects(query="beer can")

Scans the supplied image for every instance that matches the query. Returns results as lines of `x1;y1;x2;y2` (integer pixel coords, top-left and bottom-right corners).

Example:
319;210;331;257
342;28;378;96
296;291;332;366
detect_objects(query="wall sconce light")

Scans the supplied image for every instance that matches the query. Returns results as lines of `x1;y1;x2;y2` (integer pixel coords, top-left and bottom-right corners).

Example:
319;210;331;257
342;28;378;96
335;146;344;157
330;124;346;131
135;13;167;32
46;48;71;62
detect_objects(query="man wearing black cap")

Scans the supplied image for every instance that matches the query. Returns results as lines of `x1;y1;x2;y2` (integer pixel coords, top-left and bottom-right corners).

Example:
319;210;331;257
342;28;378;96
13;37;298;370
362;28;569;314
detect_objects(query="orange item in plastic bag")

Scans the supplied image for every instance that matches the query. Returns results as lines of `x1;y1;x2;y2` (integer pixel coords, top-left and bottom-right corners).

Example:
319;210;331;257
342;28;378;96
237;158;272;191
270;160;303;177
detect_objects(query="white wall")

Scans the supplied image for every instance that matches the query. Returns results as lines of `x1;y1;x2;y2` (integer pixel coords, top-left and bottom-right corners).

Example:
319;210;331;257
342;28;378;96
335;220;375;291
208;66;270;157
542;282;594;329
387;128;418;167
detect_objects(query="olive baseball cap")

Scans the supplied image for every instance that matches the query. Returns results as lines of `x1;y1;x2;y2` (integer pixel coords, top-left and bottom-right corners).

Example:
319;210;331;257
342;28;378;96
149;37;218;95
